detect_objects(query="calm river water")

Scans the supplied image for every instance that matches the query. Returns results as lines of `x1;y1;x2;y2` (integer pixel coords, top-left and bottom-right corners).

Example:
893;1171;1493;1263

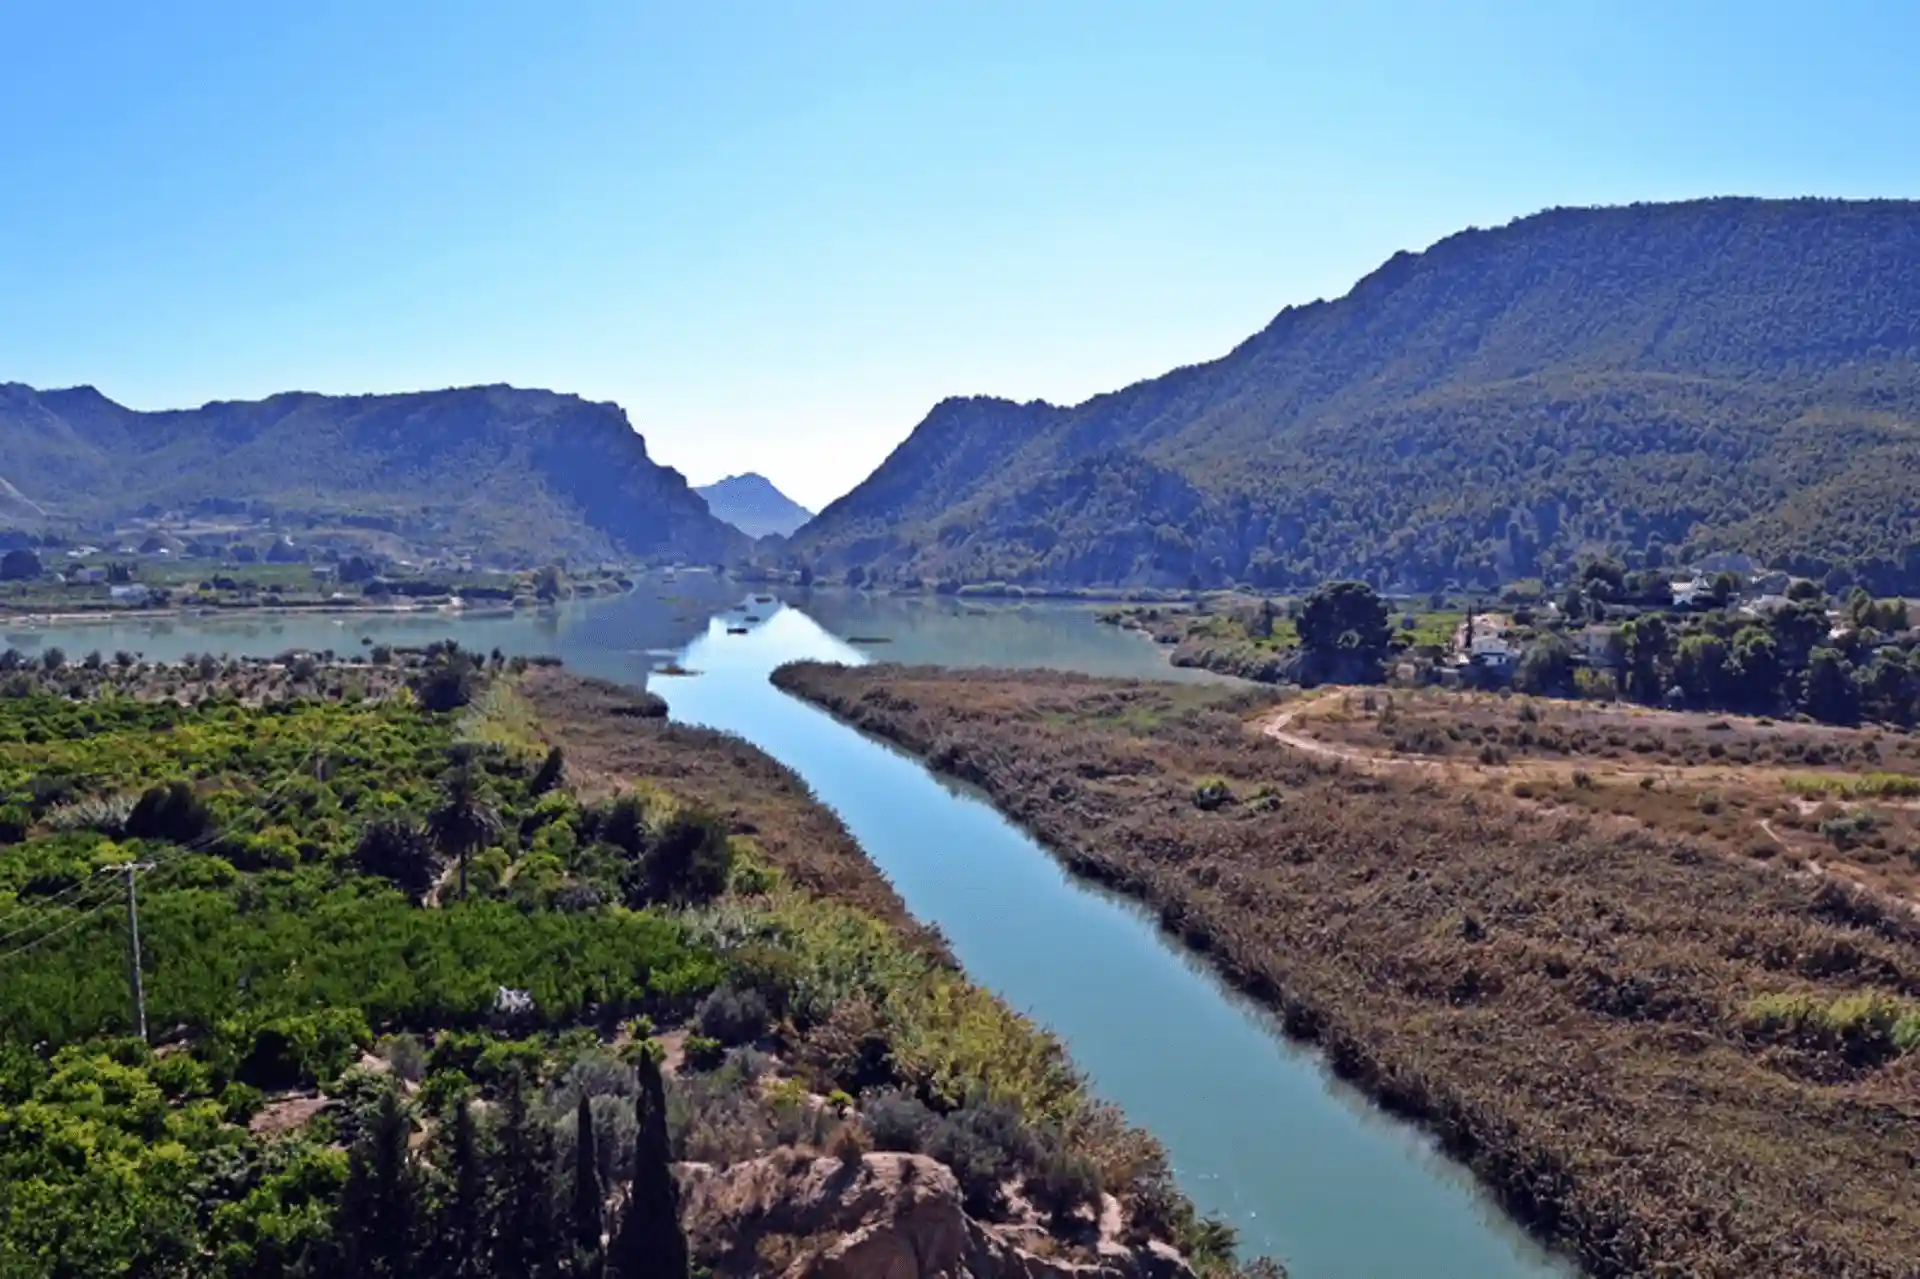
11;584;1573;1278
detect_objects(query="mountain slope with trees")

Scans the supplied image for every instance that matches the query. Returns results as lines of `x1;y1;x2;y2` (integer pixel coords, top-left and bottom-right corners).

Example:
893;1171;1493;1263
794;197;1920;592
0;383;747;565
693;473;814;539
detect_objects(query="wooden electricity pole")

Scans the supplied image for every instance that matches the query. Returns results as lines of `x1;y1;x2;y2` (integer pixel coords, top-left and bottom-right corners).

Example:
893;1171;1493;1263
102;862;156;1041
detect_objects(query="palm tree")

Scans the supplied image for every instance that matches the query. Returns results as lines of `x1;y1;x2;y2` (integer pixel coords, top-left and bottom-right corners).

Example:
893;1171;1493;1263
426;764;500;900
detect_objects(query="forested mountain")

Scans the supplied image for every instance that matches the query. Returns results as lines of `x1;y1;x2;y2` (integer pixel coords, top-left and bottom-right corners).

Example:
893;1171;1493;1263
795;198;1920;592
694;472;814;539
0;383;747;565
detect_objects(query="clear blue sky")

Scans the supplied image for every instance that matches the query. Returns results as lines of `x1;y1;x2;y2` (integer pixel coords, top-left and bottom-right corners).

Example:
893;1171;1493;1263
4;2;1917;510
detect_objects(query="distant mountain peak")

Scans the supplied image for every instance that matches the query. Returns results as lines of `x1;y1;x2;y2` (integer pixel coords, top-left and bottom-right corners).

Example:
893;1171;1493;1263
696;473;814;540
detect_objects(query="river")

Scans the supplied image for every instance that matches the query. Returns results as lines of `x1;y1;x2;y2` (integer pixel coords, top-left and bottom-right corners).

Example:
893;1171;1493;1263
9;584;1573;1278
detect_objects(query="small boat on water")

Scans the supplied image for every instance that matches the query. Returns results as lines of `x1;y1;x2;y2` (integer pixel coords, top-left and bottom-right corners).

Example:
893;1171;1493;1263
752;594;775;603
725;625;749;635
743;614;762;622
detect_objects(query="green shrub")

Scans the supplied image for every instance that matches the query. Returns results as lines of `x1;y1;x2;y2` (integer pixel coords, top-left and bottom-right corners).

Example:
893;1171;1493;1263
623;808;733;908
418;1066;475;1116
1191;777;1234;811
473;1036;549;1087
126;780;212;844
683;1035;726;1071
1027;1146;1102;1225
230;1008;372;1089
219;1081;266;1123
151;1052;213;1100
1742;990;1920;1064
695;986;771;1046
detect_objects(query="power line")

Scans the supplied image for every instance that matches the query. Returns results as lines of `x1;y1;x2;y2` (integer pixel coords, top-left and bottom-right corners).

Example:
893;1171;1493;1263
0;738;331;967
0;860;122;932
0;878;123;951
0;889;123;966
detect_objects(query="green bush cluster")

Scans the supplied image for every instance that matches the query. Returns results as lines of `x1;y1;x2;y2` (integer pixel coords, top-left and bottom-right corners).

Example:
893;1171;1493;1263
1741;990;1920;1064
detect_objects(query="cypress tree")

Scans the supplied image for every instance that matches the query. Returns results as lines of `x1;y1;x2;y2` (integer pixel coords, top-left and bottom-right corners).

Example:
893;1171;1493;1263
427;1097;489;1279
340;1086;419;1279
491;1076;561;1279
572;1092;605;1271
608;1052;686;1279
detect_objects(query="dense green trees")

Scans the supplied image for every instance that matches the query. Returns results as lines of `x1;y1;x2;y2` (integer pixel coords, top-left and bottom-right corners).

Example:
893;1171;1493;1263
0;660;1230;1279
1297;581;1393;683
0;549;41;581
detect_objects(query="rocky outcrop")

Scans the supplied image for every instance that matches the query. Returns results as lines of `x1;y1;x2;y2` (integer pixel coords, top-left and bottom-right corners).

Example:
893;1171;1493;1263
680;1151;1190;1279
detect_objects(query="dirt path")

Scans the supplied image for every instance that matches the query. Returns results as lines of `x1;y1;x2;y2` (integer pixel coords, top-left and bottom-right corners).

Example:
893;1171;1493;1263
1256;696;1919;912
1259;699;1396;769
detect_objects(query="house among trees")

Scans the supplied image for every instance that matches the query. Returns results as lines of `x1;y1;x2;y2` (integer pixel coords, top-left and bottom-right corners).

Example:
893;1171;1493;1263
1469;634;1517;673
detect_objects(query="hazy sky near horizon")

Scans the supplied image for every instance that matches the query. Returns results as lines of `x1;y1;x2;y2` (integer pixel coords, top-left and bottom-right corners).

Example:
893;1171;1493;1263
4;2;1918;510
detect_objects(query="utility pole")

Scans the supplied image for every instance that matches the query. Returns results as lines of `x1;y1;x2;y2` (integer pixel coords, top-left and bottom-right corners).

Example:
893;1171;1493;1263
102;862;155;1042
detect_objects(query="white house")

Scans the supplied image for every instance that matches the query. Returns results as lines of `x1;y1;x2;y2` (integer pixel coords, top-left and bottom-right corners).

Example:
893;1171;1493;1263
1470;635;1516;670
109;584;151;604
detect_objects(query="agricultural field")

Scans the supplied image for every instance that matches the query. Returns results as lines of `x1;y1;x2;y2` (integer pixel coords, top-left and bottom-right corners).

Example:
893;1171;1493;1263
0;653;1222;1278
776;662;1920;1279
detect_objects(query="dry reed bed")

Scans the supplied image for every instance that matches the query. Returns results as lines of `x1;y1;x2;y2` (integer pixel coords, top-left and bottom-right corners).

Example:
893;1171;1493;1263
1287;688;1920;900
775;662;1920;1279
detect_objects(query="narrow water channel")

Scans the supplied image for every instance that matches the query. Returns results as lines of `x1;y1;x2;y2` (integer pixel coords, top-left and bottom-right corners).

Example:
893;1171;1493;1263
656;605;1574;1279
12;586;1576;1276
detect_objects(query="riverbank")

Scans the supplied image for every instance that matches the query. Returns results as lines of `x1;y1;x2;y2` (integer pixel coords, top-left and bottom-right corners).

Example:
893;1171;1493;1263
0;654;1226;1277
775;662;1920;1279
517;666;1235;1274
0;600;527;628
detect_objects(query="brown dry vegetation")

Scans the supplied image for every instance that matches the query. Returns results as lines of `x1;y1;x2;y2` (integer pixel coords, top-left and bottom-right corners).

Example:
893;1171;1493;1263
776;661;1920;1279
520;667;938;953
1277;688;1920;902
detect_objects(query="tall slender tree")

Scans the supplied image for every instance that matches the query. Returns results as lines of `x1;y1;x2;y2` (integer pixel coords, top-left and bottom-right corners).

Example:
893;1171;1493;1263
609;1053;686;1279
339;1086;420;1279
427;763;501;900
426;1097;489;1279
573;1093;606;1273
491;1077;561;1279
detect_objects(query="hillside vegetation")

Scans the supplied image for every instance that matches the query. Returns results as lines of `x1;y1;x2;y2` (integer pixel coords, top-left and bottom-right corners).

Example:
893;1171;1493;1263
795;198;1920;592
0;383;746;566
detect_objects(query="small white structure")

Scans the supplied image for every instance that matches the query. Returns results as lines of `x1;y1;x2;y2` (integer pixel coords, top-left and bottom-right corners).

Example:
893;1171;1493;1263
109;584;151;604
70;567;106;585
1470;635;1515;670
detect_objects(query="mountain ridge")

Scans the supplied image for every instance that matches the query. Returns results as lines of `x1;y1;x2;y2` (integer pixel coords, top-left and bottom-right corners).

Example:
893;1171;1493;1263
694;472;814;539
0;382;747;565
795;196;1920;592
